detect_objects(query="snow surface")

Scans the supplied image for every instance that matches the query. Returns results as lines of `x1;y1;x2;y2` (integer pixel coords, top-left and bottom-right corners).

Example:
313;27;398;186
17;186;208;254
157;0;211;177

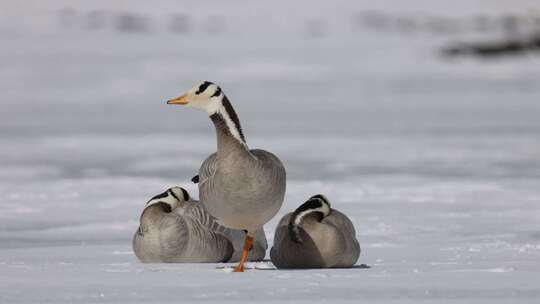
1;0;540;303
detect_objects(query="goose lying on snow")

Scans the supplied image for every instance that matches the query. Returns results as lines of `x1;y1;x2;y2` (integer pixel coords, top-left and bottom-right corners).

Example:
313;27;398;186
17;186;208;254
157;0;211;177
133;187;267;263
167;81;286;272
270;194;360;269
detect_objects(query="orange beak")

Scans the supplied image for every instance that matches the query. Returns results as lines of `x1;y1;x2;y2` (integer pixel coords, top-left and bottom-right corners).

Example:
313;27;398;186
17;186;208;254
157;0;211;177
167;94;189;105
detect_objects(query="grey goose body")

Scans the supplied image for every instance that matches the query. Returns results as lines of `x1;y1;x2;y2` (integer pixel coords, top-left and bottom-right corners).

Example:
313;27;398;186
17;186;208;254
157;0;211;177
198;148;285;232
133;187;267;263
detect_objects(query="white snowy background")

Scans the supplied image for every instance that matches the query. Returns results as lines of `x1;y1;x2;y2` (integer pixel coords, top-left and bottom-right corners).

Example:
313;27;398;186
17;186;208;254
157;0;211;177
1;0;540;303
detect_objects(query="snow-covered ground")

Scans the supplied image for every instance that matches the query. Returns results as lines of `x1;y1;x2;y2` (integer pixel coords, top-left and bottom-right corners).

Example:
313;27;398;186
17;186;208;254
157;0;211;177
1;0;540;303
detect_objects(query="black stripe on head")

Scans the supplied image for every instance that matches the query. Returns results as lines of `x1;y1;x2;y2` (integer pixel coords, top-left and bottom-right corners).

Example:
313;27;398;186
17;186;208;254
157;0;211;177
292;198;324;217
221;95;246;142
181;188;190;201
195;81;214;95
210;86;221;98
309;194;330;208
168;188;180;201
147;190;169;204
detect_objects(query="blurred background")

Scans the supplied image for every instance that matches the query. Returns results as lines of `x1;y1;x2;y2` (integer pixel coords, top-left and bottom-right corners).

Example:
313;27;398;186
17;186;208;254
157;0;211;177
1;0;540;302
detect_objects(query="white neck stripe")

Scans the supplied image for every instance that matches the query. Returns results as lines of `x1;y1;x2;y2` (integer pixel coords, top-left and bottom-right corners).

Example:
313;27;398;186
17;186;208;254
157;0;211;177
216;105;247;146
146;196;178;211
293;202;330;226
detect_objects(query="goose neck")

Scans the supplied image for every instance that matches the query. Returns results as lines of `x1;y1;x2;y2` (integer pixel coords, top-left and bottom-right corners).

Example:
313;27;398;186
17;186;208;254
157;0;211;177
208;95;251;158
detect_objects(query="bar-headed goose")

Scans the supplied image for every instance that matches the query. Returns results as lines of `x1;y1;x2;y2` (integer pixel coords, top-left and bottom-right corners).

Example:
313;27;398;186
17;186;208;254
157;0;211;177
167;81;286;272
270;194;360;269
133;187;267;263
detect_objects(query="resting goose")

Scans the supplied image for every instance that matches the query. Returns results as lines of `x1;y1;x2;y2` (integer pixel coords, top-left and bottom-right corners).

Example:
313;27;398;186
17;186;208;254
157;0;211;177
133;187;267;263
270;194;360;269
167;81;286;272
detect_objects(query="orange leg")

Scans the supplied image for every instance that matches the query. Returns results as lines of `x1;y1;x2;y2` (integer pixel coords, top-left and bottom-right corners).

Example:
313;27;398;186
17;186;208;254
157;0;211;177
233;235;253;272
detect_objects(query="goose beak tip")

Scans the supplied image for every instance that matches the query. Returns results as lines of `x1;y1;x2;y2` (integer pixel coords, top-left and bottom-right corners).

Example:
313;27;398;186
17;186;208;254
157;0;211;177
167;95;189;105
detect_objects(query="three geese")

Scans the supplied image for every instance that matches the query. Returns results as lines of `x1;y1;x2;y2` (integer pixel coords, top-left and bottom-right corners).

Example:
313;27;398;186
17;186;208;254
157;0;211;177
133;81;360;271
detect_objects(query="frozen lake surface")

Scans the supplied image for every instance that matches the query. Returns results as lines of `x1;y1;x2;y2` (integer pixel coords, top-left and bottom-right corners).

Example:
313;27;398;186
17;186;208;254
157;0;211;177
1;0;540;303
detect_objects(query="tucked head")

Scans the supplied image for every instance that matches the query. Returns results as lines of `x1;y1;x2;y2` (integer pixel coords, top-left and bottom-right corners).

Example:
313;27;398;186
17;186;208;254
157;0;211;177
167;81;224;114
287;194;332;243
293;194;331;222
309;194;330;207
146;186;190;212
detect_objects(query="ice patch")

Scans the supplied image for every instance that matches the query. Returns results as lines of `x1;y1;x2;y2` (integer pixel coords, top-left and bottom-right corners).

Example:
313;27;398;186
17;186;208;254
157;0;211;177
365;242;400;248
112;250;134;255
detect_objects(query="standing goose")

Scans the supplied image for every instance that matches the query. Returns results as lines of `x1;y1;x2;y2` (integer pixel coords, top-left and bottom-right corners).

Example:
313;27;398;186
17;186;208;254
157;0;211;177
133;187;267;263
167;81;286;272
270;194;361;269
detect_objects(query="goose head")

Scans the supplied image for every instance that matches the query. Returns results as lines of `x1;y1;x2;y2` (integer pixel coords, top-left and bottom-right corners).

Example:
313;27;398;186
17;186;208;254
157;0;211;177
309;194;330;205
145;186;190;212
167;81;223;115
167;81;247;144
